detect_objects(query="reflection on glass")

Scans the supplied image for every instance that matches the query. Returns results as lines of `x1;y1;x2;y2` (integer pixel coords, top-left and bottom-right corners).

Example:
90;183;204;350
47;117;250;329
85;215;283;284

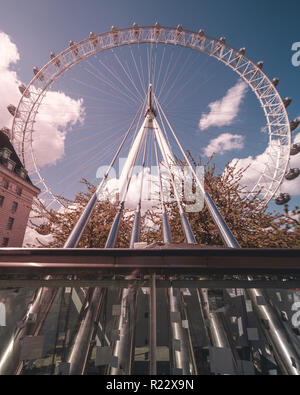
1;275;300;375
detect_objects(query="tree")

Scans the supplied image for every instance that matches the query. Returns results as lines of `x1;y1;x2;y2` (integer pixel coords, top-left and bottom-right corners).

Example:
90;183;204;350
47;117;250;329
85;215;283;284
138;155;300;248
29;159;300;248
29;179;134;248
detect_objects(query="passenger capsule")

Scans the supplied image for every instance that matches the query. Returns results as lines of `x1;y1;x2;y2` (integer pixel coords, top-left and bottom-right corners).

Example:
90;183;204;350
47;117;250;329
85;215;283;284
257;61;264;69
50;52;61;67
275;193;291;205
154;22;161;36
176;24;183;37
234;48;245;66
18;84;30;98
215;37;226;55
33;67;44;81
290;118;300;132
132;23;139;38
69;41;79;56
290;143;300;156
272;77;279;86
283;97;292;108
197;29;205;43
285;168;300;181
7;105;20;118
89;32;98;47
111;26;118;41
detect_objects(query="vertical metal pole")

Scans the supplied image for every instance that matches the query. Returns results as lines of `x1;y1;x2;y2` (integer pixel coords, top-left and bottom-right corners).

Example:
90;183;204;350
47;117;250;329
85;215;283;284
130;137;148;248
110;86;157;374
155;96;300;375
105;202;125;248
67;118;146;371
66;103;149;374
197;288;231;349
0;287;59;375
179;291;198;375
150;273;157;375
154;138;172;244
153;118;196;244
106;114;148;248
65;103;145;248
168;287;192;375
129;210;141;248
153;95;196;375
67;288;105;375
155;97;239;248
0;105;146;375
246;288;300;375
109;287;137;375
162;212;172;244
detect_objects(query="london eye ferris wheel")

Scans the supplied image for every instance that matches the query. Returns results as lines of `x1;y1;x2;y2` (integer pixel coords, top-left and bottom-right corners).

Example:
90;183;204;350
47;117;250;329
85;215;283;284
6;24;300;211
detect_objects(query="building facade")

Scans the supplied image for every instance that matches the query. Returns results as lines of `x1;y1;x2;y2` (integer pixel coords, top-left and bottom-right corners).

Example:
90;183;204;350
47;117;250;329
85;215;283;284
0;129;40;247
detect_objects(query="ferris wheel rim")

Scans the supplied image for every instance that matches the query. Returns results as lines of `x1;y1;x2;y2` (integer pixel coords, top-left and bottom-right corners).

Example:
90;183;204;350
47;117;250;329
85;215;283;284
11;24;291;208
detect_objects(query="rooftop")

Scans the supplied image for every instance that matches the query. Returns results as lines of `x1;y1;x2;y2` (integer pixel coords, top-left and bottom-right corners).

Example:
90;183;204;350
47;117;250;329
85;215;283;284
0;130;33;185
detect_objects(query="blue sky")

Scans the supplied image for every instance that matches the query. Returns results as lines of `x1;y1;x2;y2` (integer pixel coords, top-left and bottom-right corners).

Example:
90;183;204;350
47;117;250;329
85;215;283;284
0;0;300;215
1;0;299;85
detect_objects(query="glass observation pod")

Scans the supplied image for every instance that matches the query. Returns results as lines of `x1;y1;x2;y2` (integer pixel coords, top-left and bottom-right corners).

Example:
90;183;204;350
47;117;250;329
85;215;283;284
0;246;300;376
275;193;291;205
290;143;300;156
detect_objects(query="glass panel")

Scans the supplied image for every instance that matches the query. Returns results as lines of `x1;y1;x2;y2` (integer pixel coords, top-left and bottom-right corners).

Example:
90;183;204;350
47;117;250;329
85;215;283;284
1;275;300;375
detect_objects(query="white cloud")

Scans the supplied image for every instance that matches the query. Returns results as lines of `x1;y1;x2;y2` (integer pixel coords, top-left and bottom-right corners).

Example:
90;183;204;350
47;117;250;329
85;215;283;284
0;32;21;129
23;171;161;247
0;31;19;68
0;32;86;246
204;133;245;157
22;202;53;247
22;202;81;247
199;80;248;131
228;152;267;192
100;167;161;210
228;131;300;197
0;31;85;168
32;91;85;167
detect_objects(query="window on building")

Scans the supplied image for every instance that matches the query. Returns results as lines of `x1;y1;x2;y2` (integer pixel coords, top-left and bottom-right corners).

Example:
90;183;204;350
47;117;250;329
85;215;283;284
6;159;15;171
11;201;18;213
0;196;4;207
16;186;22;196
2;180;9;190
7;217;14;230
1;148;12;160
18;168;27;180
2;238;9;247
